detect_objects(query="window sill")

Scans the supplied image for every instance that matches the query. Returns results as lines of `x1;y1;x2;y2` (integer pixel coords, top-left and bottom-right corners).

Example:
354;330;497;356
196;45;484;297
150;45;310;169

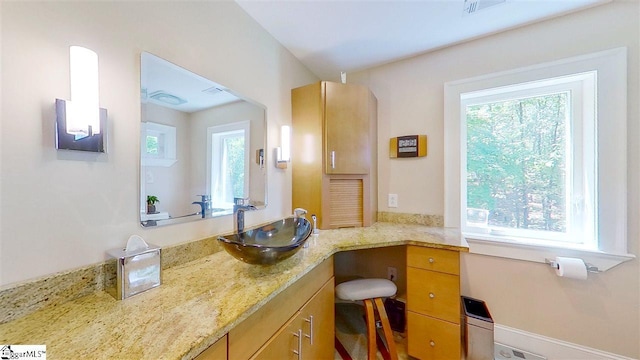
464;233;635;272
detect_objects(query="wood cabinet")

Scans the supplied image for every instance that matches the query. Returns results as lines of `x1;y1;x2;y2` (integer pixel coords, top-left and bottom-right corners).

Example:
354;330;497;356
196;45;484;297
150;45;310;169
406;246;461;360
292;81;377;229
251;278;335;360
228;258;334;360
194;335;227;360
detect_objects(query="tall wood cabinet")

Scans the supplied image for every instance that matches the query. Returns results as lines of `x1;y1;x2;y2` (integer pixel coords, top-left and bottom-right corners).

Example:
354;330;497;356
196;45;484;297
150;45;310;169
406;246;462;360
292;81;377;229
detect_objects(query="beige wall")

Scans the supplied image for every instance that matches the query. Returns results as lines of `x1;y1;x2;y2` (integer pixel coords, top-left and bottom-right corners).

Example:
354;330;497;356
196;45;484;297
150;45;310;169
352;1;639;357
0;1;318;286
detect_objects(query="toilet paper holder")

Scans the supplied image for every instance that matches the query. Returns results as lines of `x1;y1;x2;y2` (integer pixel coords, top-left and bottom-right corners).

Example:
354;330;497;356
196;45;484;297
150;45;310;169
545;258;600;273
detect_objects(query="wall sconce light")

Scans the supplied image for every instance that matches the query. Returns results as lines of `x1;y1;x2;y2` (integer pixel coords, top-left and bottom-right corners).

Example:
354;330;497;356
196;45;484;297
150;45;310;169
55;46;106;152
276;125;291;169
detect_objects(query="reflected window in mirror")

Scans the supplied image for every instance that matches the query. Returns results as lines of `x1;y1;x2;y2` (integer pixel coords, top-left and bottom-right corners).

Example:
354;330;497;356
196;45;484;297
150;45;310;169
208;121;250;210
141;122;176;167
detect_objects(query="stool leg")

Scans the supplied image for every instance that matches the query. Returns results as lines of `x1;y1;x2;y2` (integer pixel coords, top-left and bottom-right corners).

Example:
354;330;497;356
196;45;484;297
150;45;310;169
363;299;377;360
335;337;353;360
374;298;398;360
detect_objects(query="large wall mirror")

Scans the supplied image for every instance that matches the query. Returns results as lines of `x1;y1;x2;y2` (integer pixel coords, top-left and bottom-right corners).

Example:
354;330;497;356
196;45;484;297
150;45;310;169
140;52;267;227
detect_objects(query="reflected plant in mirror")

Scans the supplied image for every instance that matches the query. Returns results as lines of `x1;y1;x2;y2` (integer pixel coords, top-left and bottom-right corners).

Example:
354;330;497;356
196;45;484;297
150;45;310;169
140;52;267;227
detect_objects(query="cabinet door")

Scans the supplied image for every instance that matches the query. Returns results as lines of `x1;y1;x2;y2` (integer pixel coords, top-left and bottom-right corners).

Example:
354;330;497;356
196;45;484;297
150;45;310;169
324;82;370;175
251;313;302;360
194;335;227;360
300;278;335;360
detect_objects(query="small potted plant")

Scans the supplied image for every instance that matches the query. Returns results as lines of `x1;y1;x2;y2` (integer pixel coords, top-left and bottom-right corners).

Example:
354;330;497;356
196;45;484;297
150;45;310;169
147;195;159;214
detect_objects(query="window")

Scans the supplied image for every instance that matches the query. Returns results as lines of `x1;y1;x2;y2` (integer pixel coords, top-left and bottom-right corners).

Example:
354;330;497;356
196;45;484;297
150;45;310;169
444;48;633;271
207;121;250;210
462;73;595;248
141;122;177;167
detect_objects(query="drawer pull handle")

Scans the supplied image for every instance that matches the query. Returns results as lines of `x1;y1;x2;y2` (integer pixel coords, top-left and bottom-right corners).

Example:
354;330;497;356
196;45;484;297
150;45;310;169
430;340;436;347
429;292;435;299
292;329;302;358
304;315;314;345
429;257;435;263
330;151;336;169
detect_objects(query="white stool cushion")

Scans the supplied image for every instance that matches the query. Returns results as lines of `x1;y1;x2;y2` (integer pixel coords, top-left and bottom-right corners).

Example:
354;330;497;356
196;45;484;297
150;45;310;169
335;279;397;301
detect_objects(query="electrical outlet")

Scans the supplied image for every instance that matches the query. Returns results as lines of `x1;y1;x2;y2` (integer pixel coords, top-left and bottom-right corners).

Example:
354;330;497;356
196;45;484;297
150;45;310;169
387;267;397;282
388;194;398;208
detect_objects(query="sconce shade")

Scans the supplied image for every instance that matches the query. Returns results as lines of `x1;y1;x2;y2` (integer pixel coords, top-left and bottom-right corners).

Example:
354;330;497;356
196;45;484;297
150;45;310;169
68;46;100;137
275;125;291;169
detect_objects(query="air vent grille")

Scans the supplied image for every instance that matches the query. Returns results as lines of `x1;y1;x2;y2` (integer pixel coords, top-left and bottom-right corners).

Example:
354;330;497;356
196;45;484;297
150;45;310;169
463;0;506;15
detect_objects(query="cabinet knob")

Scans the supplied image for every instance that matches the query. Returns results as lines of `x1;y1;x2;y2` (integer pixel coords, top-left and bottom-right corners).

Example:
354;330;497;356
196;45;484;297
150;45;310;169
430;340;436;347
429;257;435;264
429;292;435;299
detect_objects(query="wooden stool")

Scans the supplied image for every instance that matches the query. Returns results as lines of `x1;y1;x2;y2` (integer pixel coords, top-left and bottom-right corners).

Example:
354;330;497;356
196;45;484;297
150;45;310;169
335;279;398;360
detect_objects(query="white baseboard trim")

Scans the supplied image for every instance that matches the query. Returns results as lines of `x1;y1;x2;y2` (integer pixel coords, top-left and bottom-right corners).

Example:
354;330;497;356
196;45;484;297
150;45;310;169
494;324;637;360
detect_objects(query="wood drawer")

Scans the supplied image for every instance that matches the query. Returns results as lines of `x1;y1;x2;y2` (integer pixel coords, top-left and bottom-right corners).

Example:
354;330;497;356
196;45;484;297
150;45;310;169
407;267;460;323
407;246;460;275
407;311;461;360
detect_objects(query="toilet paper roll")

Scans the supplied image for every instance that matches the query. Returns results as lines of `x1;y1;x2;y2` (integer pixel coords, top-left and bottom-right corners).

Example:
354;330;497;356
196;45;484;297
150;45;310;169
555;256;588;280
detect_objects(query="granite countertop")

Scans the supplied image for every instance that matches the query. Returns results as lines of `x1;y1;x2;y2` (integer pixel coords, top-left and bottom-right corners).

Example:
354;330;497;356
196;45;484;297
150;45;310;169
0;222;467;360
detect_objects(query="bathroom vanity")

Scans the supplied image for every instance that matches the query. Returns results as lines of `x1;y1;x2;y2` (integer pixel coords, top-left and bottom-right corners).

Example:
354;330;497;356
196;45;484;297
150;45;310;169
0;223;467;360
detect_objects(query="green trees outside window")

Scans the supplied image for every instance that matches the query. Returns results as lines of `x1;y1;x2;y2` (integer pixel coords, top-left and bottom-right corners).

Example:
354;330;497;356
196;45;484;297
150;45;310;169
466;92;569;233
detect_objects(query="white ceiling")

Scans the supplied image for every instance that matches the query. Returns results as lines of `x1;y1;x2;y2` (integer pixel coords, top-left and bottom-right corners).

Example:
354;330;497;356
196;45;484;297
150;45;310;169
236;0;608;80
141;52;241;112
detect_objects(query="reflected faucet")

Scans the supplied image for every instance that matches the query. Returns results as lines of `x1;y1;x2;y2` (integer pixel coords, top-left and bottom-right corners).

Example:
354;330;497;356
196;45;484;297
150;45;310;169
234;198;257;234
192;195;212;219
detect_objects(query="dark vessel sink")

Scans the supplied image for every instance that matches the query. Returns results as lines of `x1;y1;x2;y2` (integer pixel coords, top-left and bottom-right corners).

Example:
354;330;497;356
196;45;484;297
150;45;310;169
217;217;312;265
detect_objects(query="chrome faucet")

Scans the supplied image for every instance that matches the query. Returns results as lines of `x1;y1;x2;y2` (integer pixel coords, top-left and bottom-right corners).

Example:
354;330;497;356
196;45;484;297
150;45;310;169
192;195;211;219
233;198;257;234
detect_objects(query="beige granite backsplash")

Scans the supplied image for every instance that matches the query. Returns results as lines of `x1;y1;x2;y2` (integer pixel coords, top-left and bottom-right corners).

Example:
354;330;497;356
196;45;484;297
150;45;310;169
0;235;222;324
378;211;444;226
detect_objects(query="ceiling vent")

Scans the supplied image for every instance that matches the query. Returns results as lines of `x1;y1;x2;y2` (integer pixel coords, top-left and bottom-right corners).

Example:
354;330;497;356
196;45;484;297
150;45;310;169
202;86;227;96
463;0;506;15
149;90;187;106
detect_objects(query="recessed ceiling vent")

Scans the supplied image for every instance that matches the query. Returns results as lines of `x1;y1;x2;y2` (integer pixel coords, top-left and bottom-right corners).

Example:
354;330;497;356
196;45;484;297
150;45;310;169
463;0;506;15
149;90;187;106
202;86;227;96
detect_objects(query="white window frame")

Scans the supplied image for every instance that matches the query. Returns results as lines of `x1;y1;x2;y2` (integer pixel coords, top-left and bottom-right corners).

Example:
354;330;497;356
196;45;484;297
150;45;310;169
140;122;177;167
444;47;634;271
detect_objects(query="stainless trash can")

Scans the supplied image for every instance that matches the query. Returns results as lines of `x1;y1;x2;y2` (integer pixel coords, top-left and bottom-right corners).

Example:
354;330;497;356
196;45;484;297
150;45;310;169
462;296;494;360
